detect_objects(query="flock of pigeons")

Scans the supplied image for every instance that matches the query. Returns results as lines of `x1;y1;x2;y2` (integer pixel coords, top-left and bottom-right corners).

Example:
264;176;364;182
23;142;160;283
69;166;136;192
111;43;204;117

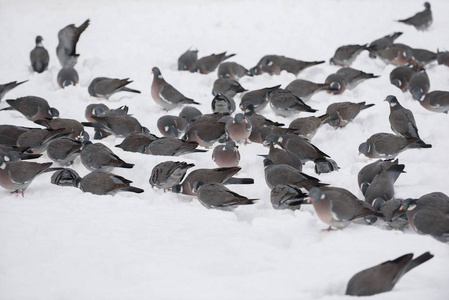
1;1;449;296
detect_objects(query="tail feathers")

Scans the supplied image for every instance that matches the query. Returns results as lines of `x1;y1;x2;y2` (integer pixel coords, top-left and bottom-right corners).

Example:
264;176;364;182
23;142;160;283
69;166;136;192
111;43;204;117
20;153;43;160
392;32;403;39
41;167;65;173
122;186;145;193
404;252;434;274
120;162;135;169
316;83;330;91
306;60;325;67
192;148;208;153
223;53;236;61
387;164;406;183
121;87;141;94
182;98;200;105
224;177;254;185
361;103;375;110
0;106;14;111
409;139;432;148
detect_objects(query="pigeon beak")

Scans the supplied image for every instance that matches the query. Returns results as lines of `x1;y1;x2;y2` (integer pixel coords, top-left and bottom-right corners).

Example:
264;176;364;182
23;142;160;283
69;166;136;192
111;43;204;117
243;119;248;123
233;146;238;152
306;197;312;204
358;152;361;156
399;205;404;211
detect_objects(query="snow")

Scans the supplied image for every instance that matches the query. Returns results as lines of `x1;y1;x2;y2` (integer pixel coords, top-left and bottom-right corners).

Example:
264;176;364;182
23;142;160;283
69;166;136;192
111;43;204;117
1;0;449;299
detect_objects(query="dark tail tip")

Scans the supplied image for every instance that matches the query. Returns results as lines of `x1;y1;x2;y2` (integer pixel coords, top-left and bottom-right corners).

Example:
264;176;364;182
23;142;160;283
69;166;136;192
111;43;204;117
121;163;135;168
123;186;144;193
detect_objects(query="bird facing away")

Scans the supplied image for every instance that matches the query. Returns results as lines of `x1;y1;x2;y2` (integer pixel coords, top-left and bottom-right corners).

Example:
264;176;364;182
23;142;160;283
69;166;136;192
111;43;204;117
76;170;144;195
57;67;79;88
88;77;141;99
150;161;195;191
346;252;434;296
151;67;199;110
270;184;308;210
56;19;90;67
30;36;49;73
397;2;432;30
193;181;257;210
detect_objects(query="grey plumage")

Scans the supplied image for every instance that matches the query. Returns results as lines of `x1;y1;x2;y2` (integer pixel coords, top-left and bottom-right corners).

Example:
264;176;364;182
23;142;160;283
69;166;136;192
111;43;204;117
30;36;49;73
193;182;257;210
179;106;202;123
289;114;329;140
325;101;375;128
375;198;409;230
178;49;198;71
418;90;449;113
239;85;281;112
217;62;252;80
436;49;449;67
0;125;33;146
35;118;86;140
336;67;379;90
286;79;329;102
368;32;403;58
408;69;430;101
357;159;401;195
243;103;284;128
88;77;141;99
83;115;148;139
51;168;80;187
191;52;235;74
324;73;347;95
16;128;66;154
212;78;246;99
57;67;79;88
182;113;227;147
56;19;90;67
252;55;324;76
150;161;195;190
80;142;134;171
412;48;437;65
268;89;317;117
389;65;415;91
270;184;308;210
114;132;157;153
145;137;208;156
157;115;188;138
2;96;59;121
346;252;434;296
261;143;302;171
225;113;252;143
76;170;143;195
397;2;432;30
364;164;405;205
330;44;369;66
212;141;240;168
47;138;82;165
211;94;236;114
374;43;414;66
0;80;27;102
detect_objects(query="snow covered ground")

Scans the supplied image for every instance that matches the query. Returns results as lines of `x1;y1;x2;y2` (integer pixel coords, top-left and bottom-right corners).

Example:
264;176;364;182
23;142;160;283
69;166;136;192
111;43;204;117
1;0;449;299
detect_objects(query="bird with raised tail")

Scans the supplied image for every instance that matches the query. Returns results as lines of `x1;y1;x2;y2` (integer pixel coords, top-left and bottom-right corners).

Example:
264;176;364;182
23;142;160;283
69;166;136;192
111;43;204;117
397;2;432;30
0;80;27;102
56;19;90;67
88;77;141;99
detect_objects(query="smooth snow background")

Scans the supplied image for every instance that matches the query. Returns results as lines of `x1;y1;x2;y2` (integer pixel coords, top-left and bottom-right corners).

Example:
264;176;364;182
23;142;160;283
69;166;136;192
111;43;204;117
1;0;449;299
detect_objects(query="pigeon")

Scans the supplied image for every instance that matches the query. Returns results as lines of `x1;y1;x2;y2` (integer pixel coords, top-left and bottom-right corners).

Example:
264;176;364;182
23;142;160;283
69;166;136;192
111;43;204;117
157;115;188;138
243;103;284;128
191;52;235;74
270;184;308;210
286;79;329;102
288;114;329;140
76;170;144;195
212;141;240;167
325;101;375;128
263;158;324;190
357;159;402;195
412;48;437;65
418;90;449;113
364;164;405;205
51;168;80;187
83;115;148;139
88;77;141;99
307;187;380;230
46;138;82;166
182;113;227;147
1;96;59;121
368;32;403;58
358;132;431;159
193;182;257;210
212;78;246;99
397;2;432;30
80;141;134;171
389;65;415;91
57;67;79;88
374;198;409;230
56;19;90;67
261;143;302;171
252;55;324;75
84;103;111;122
83;105;131;139
150;161;195;190
211;94;236;114
151;67;199;110
239;85;281;112
375;43;414;66
172;166;254;196
385;95;430;146
330;44;369;66
408;69;430;101
324;73;347;95
436;49;449;67
314;158;339;175
346;252;434;296
35;118;86;140
268;89;317;117
225;113;252;143
179;106;202;123
16;128;66;154
0;147;41;162
336;67;379;90
0;125;33;146
114;132;158;153
0;153;54;194
178;49;198;71
144;137;208;156
30;36;49;73
217;62;252;80
0;80;28;102
249;126;297;145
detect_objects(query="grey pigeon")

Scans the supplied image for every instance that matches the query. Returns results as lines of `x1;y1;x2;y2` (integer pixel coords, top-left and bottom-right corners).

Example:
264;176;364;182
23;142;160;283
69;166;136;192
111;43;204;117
51;168;80;187
217;62;252;80
270;184;308;210
307;187;380;230
0;146;41;162
408;69;430;101
114;132;157;153
252;55;324;76
330;44;369;66
418;90;449;113
88;77;141;99
325;101;374;128
261;143;302;171
397;2;432;30
80;141;134;171
157;115;188;138
144;137;208;156
243;103;284;128
248;125;297;145
0;80;27;102
182;113;227;147
346;252;434;296
368;32;403;58
358;132;431;159
84;103;111;122
57;67;79;88
179;106;202;123
151;67;199;110
76;170;143;195
268;89;317;117
212;141;240;168
172;166;254;196
1;96;59;121
212;78;246;99
289;114;329;140
324;73;347;95
191;52;235;74
178;49;198;71
211;94;236;114
286;79;329;102
83;115;148;139
0;153;54;194
30;36;49;73
263;158;324;190
150;161;195;190
239;85;281;112
436;49;449;67
0;125;33;146
35;118;86;140
47;138;82;166
357;159;401;195
56;19;90;67
412;48;437;65
375;198;409;230
16;128;66;154
193;181;257;210
375;43;414;66
389;65;415;91
83;104;131;139
364;164;405;205
225;113;252;143
336;67;379;90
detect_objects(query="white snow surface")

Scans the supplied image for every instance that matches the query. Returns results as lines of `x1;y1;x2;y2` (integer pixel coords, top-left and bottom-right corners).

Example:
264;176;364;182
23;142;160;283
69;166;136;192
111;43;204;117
1;0;449;299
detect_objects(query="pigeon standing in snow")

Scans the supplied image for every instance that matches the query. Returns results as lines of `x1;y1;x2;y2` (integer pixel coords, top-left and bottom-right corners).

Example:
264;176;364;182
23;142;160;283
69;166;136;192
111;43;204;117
30;36;49;73
418;91;449;113
225;113;252;143
330;44;369;66
288;114;329;140
389;65;415;91
191;52;235;74
57;67;79;88
212;141;240;168
212;78;246;99
76;170;144;195
46;138;83;166
1;96;59;121
80;141;135;171
408;69;430;101
397;2;432;30
286;79;329;102
88;77;141;99
178;49;198;71
150;161;195;190
368;32;403;58
364;164;405;206
357;159;402;195
211;94;235;114
0;80;27;102
56;19;90;67
239;85;281;112
267;89;317;117
217;62;252;80
252;55;324;76
157;115;188;138
325;101;375;128
270;184;308;210
374;44;414;66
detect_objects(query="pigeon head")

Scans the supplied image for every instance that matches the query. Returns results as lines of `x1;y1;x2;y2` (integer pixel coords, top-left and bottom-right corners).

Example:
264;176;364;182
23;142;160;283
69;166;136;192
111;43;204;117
87;83;96;96
263;134;282;147
391;79;402;89
411;87;424;101
329;57;336;65
307;187;324;203
400;198;418;211
225;140;238;152
172;184;182;193
384;95;399;106
372;198;386;212
263;158;274;168
326;113;340;127
243;103;255;114
192;181;205;193
424;2;430;9
5;151;22;162
178;63;187;71
234;113;249;124
151;67;162;77
50;107;60;118
35;36;43;45
360;182;370;195
91;104;109;117
358;142;371;155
